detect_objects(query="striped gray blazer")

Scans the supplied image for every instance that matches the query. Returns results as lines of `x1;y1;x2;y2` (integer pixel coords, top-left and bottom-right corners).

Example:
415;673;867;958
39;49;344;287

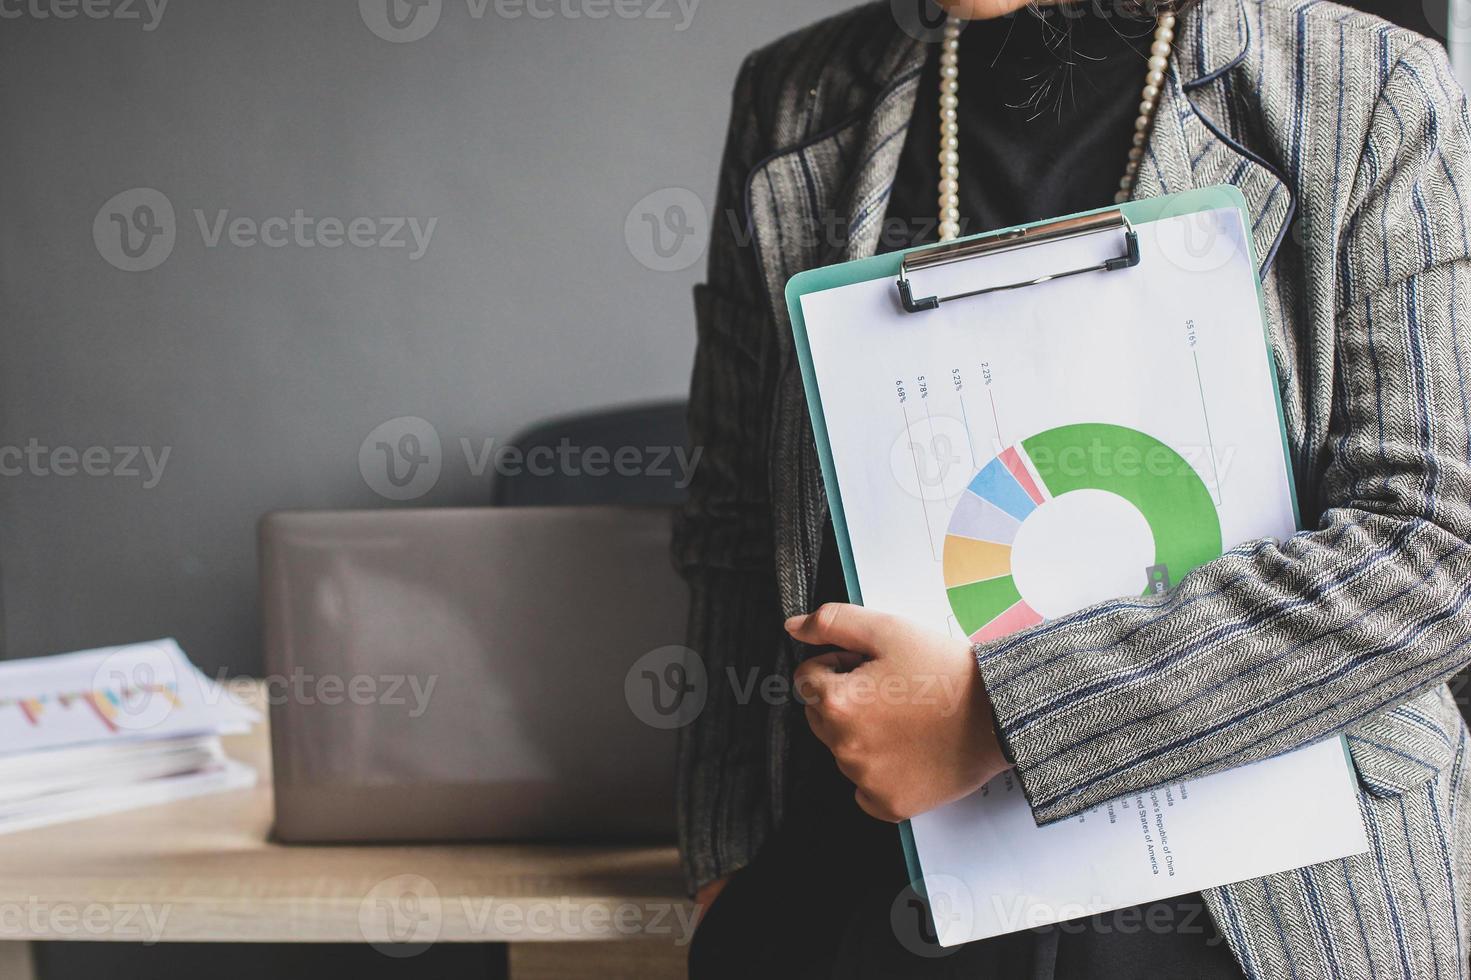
673;1;1471;975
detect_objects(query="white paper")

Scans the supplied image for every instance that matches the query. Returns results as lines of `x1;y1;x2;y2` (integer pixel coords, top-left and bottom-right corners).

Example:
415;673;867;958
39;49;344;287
0;757;257;835
909;741;1364;944
0;639;259;754
798;207;1369;944
0;735;223;804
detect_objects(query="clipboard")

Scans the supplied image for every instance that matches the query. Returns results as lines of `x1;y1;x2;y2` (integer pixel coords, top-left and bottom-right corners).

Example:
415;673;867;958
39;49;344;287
784;183;1299;629
781;185;1363;945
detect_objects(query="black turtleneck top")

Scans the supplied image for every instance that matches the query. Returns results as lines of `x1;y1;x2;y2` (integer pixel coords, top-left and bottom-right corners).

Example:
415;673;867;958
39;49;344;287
883;6;1158;243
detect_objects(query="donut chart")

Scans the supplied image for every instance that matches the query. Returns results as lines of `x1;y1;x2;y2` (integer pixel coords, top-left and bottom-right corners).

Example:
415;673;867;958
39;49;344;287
943;423;1222;643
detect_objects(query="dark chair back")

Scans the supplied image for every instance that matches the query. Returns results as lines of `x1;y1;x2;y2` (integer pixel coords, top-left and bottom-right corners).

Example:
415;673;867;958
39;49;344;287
1350;0;1441;38
490;401;691;507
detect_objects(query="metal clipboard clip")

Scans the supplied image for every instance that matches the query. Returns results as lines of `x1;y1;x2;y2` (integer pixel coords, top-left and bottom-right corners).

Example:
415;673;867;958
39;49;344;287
895;209;1141;314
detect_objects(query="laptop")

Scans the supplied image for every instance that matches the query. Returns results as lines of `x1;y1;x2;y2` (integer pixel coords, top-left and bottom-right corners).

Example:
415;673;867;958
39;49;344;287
259;506;686;843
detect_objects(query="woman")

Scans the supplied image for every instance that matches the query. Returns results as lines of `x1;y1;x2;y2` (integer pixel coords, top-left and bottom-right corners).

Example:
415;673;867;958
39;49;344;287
674;0;1471;976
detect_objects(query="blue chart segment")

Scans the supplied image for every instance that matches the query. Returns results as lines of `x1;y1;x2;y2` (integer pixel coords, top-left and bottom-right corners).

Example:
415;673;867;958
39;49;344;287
943;447;1050;642
967;455;1038;522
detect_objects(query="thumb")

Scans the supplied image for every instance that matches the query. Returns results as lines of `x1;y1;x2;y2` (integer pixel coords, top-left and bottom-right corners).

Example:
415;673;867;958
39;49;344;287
784;603;903;657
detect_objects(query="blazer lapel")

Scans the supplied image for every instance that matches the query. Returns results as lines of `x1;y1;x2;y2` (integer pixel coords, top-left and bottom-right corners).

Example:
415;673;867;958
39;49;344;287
1160;0;1295;277
746;32;925;618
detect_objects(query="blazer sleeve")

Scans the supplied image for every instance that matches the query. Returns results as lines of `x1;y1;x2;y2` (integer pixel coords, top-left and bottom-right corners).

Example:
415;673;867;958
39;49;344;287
672;56;787;891
974;37;1471;826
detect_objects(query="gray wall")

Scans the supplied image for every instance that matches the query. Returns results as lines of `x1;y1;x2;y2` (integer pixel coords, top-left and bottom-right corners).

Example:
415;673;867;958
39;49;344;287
1;0;1460;678
1454;0;1471;89
0;0;851;676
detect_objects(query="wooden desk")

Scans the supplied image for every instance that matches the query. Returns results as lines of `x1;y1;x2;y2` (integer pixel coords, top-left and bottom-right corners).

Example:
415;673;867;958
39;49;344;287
0;683;689;979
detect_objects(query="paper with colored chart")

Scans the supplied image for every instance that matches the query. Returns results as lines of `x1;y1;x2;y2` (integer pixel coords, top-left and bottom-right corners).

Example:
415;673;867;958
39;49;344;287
793;203;1368;944
0;638;258;754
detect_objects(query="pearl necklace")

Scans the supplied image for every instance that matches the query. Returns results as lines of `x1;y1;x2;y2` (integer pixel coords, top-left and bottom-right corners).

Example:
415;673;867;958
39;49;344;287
936;11;1176;242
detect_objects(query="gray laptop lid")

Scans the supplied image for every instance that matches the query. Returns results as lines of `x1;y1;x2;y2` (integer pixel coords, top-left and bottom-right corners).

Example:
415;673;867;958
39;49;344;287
260;506;686;843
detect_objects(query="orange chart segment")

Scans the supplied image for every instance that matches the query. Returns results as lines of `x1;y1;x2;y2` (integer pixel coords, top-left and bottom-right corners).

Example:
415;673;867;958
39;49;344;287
942;535;1011;588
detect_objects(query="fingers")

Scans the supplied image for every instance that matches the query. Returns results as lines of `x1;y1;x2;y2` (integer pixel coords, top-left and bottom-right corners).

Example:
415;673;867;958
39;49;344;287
805;701;835;745
784;602;903;656
797;653;856;755
792;652;847;706
854;787;902;824
809;704;861;780
694;878;729;913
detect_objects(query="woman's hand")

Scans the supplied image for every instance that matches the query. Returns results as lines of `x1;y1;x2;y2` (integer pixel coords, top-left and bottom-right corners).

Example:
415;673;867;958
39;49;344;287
787;603;1012;823
694;877;729;922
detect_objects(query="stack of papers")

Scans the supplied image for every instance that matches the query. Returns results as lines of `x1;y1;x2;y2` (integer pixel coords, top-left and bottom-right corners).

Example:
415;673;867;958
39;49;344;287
0;639;258;834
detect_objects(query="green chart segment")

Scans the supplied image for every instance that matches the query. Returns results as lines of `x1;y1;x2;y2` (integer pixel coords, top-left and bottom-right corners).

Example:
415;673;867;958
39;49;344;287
943;423;1223;642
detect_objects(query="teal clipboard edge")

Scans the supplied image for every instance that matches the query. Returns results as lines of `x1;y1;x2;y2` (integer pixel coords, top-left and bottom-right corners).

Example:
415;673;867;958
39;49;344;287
783;185;1341;910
